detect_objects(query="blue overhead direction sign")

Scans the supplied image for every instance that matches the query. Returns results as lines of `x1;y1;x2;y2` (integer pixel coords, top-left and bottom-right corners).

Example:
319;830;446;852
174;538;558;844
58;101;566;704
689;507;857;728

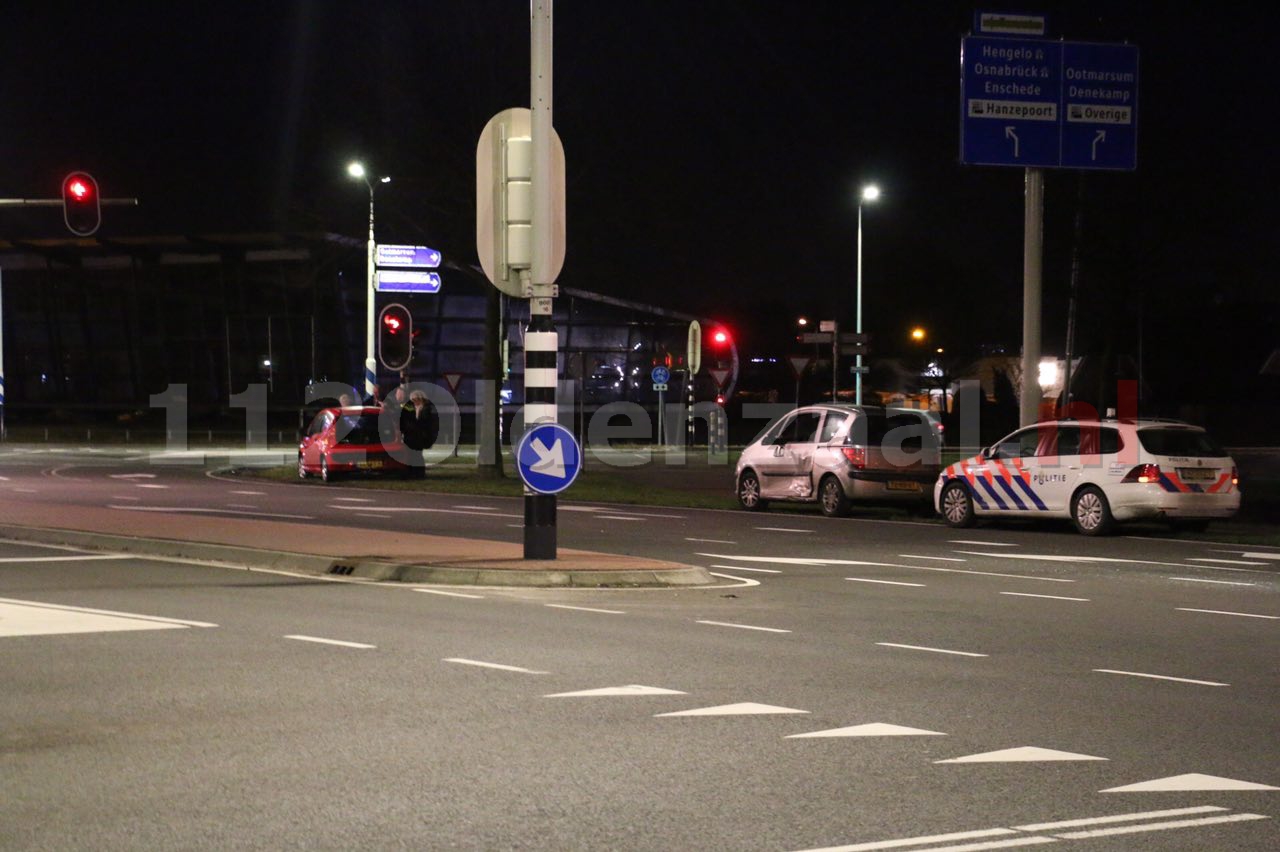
516;423;582;495
375;244;442;269
961;36;1138;171
961;36;1062;168
375;270;442;294
1060;41;1139;170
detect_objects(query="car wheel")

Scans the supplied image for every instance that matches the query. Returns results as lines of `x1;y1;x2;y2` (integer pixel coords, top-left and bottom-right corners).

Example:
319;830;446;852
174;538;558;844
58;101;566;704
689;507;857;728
321;456;336;484
819;475;851;518
297;454;309;479
940;481;976;528
737;471;768;512
1071;486;1114;536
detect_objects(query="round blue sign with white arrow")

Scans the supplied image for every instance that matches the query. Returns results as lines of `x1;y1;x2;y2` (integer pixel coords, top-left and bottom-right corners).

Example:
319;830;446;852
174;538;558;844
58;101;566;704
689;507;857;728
515;422;582;495
650;365;670;384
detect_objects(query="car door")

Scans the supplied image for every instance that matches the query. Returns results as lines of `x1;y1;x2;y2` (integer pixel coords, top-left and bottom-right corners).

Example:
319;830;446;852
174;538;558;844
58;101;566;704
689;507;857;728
988;423;1078;513
757;410;822;499
301;411;334;469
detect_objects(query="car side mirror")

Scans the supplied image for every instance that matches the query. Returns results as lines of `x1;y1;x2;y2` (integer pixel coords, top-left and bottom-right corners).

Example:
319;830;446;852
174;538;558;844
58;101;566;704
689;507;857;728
982;446;996;460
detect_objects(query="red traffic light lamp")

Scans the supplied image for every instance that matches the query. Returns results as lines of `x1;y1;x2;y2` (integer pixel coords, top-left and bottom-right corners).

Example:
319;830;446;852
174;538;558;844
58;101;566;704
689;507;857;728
710;327;731;348
377;303;413;371
62;171;101;236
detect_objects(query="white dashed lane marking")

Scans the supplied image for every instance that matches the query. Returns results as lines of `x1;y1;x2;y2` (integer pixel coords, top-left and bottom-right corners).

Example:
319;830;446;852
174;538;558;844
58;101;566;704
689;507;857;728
686;537;736;544
877;642;988;658
1001;592;1090;602
755;527;813;533
1186;557;1268;566
846;577;926;587
545;604;626;615
1167;577;1257;587
949;540;1019;547
1176;608;1278;620
900;554;967;562
284;635;375;649
443;658;548;674
415;589;485;600
1093;669;1229;687
696;620;791;634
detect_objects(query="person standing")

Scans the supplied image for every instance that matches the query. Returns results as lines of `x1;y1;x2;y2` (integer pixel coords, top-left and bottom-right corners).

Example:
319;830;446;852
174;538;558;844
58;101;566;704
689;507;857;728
399;389;439;476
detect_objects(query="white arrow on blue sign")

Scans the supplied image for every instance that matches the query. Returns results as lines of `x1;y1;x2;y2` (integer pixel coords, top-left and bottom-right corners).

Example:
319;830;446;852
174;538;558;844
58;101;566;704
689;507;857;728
376;244;442;268
375;270;442;294
650;366;671;384
516;423;582;495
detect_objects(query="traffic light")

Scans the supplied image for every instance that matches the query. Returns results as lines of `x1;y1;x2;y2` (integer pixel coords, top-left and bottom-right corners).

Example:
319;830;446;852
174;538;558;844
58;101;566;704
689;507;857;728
378;303;412;371
62;171;101;236
710;327;732;349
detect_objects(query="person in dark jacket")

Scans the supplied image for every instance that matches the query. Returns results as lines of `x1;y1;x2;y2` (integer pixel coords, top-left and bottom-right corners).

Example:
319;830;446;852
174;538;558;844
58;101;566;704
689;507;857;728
399;389;439;474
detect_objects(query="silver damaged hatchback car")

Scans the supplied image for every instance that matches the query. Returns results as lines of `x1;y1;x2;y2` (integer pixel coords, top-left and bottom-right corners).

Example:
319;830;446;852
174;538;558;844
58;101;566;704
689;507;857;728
736;405;942;517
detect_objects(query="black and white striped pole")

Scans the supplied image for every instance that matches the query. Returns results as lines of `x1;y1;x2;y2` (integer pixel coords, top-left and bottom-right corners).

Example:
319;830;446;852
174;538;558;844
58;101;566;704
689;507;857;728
476;1;566;559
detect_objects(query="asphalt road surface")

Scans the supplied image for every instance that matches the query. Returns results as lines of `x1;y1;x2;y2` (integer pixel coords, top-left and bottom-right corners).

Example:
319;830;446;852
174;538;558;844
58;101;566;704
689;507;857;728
2;448;1277;850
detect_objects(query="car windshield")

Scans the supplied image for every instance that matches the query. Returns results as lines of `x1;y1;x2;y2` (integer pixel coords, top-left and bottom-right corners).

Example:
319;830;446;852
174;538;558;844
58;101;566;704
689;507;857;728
1137;428;1228;457
848;412;935;449
335;414;385;446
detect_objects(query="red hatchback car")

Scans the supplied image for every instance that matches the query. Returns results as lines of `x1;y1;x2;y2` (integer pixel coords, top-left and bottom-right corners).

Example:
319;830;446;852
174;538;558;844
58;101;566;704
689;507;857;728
298;407;411;482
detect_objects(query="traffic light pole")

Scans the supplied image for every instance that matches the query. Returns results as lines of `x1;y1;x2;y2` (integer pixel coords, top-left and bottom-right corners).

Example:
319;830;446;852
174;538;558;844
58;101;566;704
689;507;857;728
363;186;379;401
524;0;558;560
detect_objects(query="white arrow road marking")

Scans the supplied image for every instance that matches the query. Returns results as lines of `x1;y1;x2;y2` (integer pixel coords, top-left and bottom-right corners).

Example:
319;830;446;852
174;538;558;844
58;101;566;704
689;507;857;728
545;685;686;698
878;643;987;657
937;746;1107;764
1057;812;1269;839
787;723;945;739
1176;608;1279;620
443;658;548;674
706;572;761;587
1102;773;1280;793
0;597;216;637
1093;669;1229;687
696;620;790;633
656;702;809;717
284;635;375;649
529;437;566;478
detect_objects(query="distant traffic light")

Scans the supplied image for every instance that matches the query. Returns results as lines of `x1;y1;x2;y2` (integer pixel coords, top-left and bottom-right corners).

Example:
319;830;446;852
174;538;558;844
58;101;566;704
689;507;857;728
62;171;101;236
378;303;412;371
710;327;731;348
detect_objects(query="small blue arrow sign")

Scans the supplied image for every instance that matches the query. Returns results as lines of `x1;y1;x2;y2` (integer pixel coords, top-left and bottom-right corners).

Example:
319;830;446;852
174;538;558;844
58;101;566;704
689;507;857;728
516;423;582;495
650;366;671;384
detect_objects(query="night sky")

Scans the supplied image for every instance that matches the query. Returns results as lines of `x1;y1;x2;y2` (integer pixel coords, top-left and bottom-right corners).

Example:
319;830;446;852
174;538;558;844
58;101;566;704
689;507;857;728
3;2;1277;386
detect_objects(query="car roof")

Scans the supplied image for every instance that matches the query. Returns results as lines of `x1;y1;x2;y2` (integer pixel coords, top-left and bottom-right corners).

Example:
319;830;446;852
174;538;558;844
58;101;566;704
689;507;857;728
1018;418;1205;431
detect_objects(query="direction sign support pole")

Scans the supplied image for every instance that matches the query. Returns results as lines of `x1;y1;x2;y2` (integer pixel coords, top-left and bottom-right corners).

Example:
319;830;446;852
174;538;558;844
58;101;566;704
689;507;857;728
524;0;558;560
363;185;378;401
1020;167;1044;427
0;267;5;440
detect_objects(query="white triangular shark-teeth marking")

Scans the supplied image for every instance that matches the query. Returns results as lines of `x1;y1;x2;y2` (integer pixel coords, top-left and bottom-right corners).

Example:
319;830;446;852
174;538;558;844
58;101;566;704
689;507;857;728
787;723;947;739
655;702;809;717
545;685;687;698
936;746;1108;763
1102;773;1280;792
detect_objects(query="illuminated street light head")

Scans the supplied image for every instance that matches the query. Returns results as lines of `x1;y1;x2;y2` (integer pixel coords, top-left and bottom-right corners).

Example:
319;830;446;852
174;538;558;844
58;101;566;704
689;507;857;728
861;184;881;203
346;161;366;179
379;176;391;184
911;327;926;342
797;317;809;327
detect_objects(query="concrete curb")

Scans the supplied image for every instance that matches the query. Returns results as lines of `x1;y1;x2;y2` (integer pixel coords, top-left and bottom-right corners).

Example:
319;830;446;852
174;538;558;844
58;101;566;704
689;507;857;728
0;525;714;589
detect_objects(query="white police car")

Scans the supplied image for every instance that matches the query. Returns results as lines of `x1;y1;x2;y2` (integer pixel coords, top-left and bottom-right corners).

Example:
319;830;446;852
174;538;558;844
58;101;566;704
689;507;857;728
935;419;1240;535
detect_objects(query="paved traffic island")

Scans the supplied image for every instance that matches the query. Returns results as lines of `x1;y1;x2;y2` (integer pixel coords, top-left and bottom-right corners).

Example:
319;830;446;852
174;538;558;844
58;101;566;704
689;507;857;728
0;502;713;588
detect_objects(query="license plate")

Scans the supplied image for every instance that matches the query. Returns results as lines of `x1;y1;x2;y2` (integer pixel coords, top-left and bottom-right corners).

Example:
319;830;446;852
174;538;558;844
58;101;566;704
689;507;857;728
358;460;385;470
887;480;922;492
1177;468;1216;483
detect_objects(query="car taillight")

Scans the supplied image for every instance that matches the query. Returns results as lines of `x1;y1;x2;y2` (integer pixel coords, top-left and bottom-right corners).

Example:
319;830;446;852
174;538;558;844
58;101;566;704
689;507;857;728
841;446;867;469
1122;463;1161;484
1232;466;1239;487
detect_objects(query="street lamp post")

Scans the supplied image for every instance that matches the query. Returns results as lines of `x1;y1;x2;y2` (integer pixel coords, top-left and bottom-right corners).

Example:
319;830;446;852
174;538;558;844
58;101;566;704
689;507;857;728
347;162;390;401
855;184;880;406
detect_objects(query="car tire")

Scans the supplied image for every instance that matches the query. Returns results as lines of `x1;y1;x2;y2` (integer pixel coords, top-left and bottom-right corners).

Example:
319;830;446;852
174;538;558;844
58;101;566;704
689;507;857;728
1071;485;1114;536
940;481;976;528
737;471;768;512
297;454;309;479
818;475;851;518
321;456;336;484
